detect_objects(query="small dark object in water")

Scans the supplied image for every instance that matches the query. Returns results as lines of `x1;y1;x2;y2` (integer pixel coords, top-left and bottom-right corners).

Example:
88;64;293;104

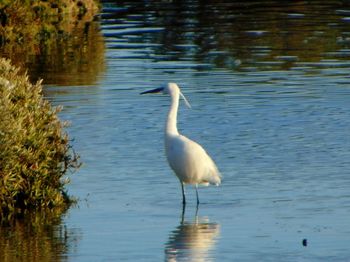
302;238;307;247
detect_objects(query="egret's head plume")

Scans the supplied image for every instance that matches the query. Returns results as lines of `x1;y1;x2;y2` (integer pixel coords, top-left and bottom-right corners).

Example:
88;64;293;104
165;83;191;108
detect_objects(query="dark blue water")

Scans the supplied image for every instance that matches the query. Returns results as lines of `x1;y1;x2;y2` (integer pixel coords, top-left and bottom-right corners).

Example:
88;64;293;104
14;1;350;261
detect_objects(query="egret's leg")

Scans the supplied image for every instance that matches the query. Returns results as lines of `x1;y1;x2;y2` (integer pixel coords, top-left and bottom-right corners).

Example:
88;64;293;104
181;203;186;224
181;182;186;205
195;184;200;206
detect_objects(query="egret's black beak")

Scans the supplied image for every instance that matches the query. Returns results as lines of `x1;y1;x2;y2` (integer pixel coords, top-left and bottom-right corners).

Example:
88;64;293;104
140;87;164;95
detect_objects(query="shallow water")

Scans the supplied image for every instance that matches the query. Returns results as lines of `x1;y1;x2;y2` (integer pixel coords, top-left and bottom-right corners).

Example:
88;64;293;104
4;1;350;261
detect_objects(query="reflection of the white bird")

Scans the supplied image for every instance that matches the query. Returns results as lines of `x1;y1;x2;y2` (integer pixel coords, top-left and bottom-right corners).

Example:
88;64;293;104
165;207;220;262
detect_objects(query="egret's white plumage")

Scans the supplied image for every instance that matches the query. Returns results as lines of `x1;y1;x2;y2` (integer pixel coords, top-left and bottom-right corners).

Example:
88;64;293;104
141;83;221;205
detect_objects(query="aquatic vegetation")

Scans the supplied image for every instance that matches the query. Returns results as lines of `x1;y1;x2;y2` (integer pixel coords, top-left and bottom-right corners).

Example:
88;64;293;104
0;59;80;220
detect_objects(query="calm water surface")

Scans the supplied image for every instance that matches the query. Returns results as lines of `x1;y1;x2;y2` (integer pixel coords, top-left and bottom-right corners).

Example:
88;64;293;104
6;1;350;261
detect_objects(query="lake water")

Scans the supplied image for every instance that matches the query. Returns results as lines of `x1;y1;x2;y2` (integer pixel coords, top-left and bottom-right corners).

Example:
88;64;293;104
3;1;350;261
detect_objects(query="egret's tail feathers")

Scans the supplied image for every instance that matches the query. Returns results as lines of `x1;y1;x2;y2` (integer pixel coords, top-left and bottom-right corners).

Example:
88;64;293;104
212;173;221;186
202;171;221;186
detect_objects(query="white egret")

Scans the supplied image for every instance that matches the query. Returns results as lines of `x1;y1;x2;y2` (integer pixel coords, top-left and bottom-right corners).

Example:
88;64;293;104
141;83;221;205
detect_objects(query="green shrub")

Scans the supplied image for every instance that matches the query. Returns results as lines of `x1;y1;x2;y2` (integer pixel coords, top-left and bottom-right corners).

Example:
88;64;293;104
0;58;80;219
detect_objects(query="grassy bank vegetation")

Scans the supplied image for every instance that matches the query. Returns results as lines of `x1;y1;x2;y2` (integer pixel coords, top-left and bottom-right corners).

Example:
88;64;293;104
0;0;104;85
0;59;80;220
0;0;99;46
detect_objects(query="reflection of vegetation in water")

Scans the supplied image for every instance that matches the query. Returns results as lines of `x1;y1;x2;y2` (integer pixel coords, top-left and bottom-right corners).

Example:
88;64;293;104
0;0;105;85
27;20;105;86
0;207;80;262
104;1;350;71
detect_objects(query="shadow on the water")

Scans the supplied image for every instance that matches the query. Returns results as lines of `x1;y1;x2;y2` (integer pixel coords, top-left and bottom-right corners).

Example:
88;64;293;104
0;208;80;262
165;206;220;261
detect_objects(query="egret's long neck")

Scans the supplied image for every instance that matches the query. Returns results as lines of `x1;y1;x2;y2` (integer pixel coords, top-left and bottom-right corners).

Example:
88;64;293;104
166;91;180;136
